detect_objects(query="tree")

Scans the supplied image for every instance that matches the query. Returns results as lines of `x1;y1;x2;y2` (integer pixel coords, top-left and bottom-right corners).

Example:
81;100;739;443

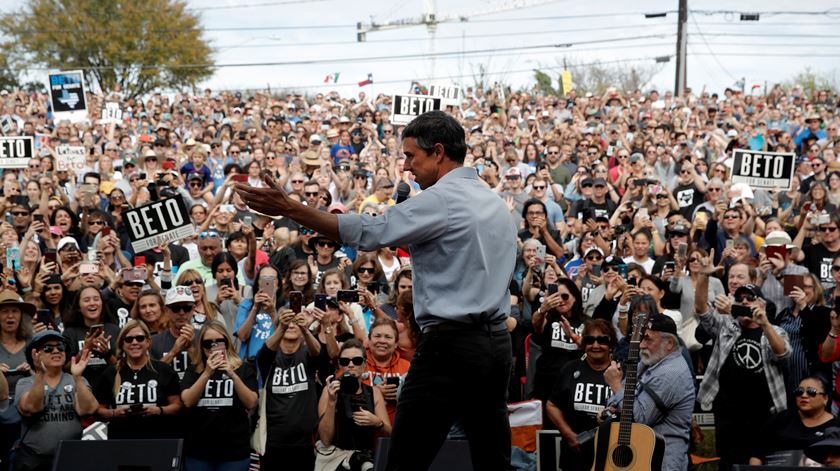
533;58;662;96
783;67;839;97
1;0;214;100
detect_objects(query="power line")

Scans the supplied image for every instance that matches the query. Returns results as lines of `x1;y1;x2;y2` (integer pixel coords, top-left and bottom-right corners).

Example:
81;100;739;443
20;34;673;71
689;30;840;38
691;51;840;57
187;0;330;10
216;23;677;49
689;13;737;81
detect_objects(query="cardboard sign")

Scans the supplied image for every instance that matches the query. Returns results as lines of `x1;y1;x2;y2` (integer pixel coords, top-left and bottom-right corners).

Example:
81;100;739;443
0;136;34;168
56;145;86;172
390;94;443;125
560;70;573;95
0;116;14;135
48;70;88;123
101;102;122;124
124;196;195;252
731;148;795;190
428;83;463;106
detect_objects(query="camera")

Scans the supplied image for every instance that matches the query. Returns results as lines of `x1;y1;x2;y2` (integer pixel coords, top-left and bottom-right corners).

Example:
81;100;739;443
347;450;374;471
339;372;359;395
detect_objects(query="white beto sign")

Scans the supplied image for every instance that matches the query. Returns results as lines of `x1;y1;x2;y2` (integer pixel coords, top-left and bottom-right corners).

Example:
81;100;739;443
0;137;34;168
428;83;463;106
56;145;86;172
390;94;443;125
124;196;195;252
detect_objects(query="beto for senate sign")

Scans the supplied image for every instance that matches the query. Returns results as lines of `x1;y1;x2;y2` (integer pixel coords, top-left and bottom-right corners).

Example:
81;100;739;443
730;149;795;190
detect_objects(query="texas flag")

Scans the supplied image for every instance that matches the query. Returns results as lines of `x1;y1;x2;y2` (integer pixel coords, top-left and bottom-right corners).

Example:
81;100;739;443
358;73;373;87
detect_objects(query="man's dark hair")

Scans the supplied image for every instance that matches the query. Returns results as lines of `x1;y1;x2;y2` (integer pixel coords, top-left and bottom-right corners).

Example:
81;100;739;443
83;172;101;184
402;111;467;164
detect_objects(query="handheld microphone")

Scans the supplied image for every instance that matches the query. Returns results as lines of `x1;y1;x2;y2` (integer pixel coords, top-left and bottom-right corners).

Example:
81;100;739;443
395;182;411;204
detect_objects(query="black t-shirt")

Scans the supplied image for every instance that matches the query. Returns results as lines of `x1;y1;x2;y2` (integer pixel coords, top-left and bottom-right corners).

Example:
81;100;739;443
93;359;181;439
257;344;320;447
64;323;121;385
103;291;133;329
150;330;192;380
802;240;840;285
549;359;612;433
673;183;704;219
535;314;583;394
715;326;773;417
755;410;840;459
181;362;259;461
570;199;617;221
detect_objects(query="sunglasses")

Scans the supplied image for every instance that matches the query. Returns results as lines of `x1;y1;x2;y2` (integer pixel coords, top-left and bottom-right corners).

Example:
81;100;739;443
558;293;571;301
655;194;668;199
723;215;740;220
11;211;29;216
533;185;546;190
299;228;316;235
338;356;365;366
794;387;825;398
832;265;840;272
89;220;105;226
736;294;756;303
123;335;147;344
304;192;320;197
707;188;721;192
169;304;194;313
189;182;202;187
291;179;305;184
358;267;376;274
201;338;228;349
820;226;838;233
586;255;603;261
317;241;337;248
41;343;66;353
602;266;618;273
180;279;200;287
199;231;220;239
582;335;610;346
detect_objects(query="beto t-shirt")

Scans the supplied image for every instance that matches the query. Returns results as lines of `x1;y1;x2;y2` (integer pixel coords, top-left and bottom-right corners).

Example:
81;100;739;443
549;359;612;433
151;330;192;380
181;362;259;461
15;373;88;455
802;240;840;286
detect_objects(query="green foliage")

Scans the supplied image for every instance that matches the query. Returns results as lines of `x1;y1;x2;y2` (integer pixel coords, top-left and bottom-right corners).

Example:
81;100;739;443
533;70;558;96
783;67;839;96
1;0;214;99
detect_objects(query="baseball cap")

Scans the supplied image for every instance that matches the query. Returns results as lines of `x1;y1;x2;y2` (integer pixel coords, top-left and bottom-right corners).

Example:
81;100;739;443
584;247;604;258
592;178;607;187
26;330;69;368
57;237;79;252
505;167;521;178
328;203;347;214
309;134;322;144
629;153;643;164
165;286;195;306
734;284;764;301
646;314;678;336
763;230;795;250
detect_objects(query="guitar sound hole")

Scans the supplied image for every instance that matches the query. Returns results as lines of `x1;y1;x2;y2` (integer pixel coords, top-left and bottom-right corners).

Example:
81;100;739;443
612;445;634;467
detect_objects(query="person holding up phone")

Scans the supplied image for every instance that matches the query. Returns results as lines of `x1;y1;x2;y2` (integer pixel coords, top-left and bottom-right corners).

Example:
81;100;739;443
181;322;258;471
363;318;410;424
62;286;120;385
234;265;282;360
93;320;183;439
694;256;791;470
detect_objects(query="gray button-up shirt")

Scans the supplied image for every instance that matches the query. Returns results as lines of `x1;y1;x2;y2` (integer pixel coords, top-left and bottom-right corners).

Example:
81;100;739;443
338;166;517;329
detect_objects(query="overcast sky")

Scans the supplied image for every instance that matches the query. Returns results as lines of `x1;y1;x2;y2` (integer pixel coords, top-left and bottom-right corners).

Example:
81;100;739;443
7;0;840;97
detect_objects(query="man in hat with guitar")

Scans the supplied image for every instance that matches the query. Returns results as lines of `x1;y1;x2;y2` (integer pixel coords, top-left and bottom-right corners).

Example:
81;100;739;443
601;308;694;471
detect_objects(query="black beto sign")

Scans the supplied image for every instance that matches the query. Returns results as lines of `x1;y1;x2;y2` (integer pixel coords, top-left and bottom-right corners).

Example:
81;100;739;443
731;149;795;190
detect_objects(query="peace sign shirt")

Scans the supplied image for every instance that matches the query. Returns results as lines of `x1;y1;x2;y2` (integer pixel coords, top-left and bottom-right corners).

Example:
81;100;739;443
714;326;773;417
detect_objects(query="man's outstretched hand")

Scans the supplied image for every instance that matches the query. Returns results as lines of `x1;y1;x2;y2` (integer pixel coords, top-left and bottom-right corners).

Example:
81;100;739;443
234;171;292;217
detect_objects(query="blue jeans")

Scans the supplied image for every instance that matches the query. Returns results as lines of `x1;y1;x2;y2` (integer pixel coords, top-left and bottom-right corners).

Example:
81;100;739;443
184;456;250;471
385;328;513;471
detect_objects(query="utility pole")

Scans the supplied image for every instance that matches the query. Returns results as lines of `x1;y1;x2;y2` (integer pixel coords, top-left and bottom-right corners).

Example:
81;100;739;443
674;0;688;96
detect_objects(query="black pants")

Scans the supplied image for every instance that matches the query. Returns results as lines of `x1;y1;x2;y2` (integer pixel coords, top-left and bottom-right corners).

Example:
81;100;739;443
385;328;513;471
261;445;314;471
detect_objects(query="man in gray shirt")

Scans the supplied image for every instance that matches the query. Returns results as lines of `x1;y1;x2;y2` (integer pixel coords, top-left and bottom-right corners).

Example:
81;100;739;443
236;110;518;471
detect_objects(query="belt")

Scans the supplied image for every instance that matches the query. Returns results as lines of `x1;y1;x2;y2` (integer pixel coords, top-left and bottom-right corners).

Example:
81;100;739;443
422;320;508;334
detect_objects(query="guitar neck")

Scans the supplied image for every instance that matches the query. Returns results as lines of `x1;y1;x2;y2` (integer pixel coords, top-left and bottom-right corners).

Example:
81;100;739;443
618;339;641;445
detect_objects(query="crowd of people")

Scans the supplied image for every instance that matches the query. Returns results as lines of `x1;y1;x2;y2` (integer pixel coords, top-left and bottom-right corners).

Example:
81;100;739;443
0;82;835;470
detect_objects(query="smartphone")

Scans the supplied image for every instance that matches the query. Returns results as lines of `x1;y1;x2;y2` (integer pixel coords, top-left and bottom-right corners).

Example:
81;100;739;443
289;291;303;314
628;277;637;287
232;174;248;183
44;249;57;266
617;264;629;277
33;214;44;223
210;342;226;358
162;161;175;170
637;207;649;220
367;281;380;295
129;403;145;414
133;256;146;268
764;245;786;261
138;172;147;180
314;293;328;311
695;212;708;226
664;261;676;271
338;289;359;303
731;304;753;318
79;261;98;275
784;275;805;296
35;309;52;327
101;227;111;237
534;244;546;272
259;275;276;300
123;268;145;282
726;239;734;250
591;264;601;276
80;184;97;194
385;376;400;387
677;242;688;259
243;216;253;227
547;283;558;295
88;323;104;336
5;247;19;271
220;204;235;213
219;277;232;288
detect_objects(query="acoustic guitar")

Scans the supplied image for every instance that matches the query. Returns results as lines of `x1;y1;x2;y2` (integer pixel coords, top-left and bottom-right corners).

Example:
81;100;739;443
591;312;665;471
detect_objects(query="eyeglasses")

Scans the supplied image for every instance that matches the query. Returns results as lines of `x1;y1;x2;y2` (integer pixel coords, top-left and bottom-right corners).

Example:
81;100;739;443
707;188;721;192
812;162;824;168
338;356;365;366
11;211;29;216
586;255;603;261
180;279;200;287
832;265;840;272
29;164;40;169
230;151;240;155
41;343;66;353
304;192;319;197
582;335;610;346
291;179;305;184
559;293;571;301
383;129;393;134
723;215;739;220
358;267;376;274
526;211;545;216
199;231;220;239
602;266;618;273
688;257;699;263
316;241;337;248
794;387;825;398
617;154;629;159
736;294;756;303
546;151;559;155
820;226;838;233
201;338;228;349
123;335;147;344
189;182;202;187
655;194;668;199
680;170;691;175
299;228;316;235
532;185;546;190
89;220;105;226
169;304;194;314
